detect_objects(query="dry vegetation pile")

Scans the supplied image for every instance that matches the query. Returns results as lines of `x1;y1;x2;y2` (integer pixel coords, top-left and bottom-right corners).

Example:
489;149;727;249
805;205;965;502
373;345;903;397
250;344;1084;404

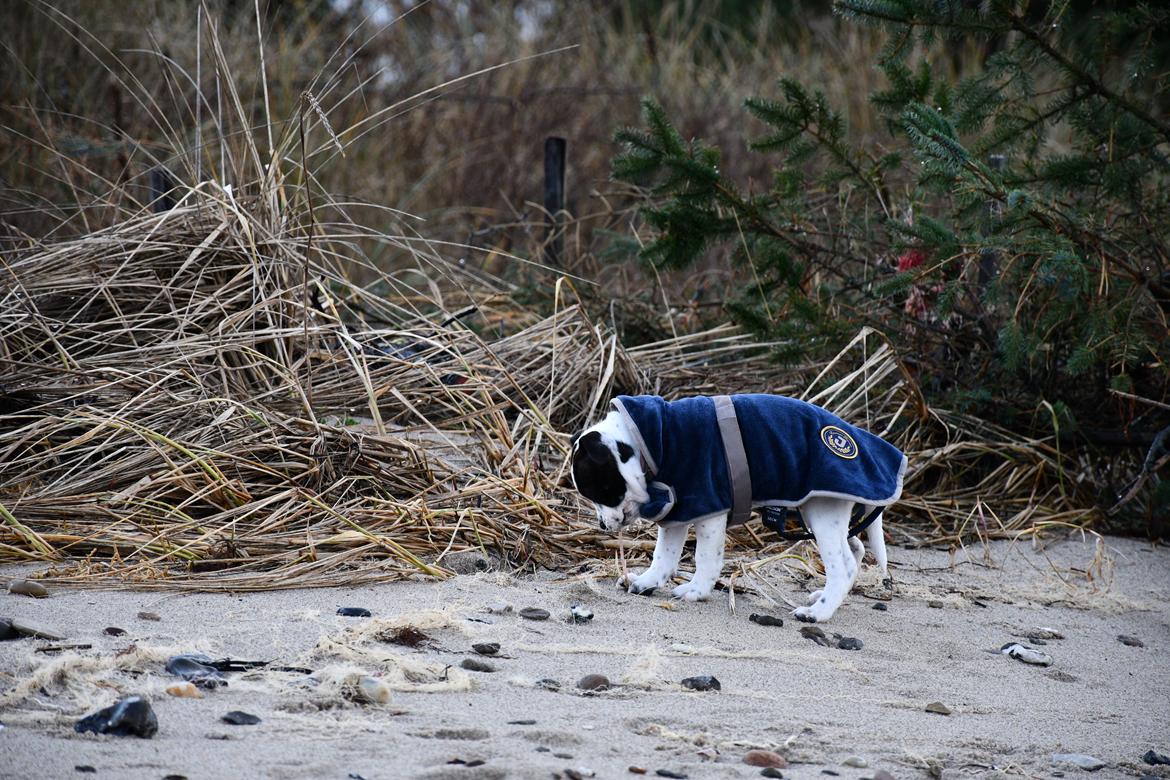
0;187;1096;589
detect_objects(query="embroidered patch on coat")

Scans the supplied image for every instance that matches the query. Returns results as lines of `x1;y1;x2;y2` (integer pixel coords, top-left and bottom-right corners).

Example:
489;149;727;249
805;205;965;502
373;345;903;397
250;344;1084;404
820;425;859;459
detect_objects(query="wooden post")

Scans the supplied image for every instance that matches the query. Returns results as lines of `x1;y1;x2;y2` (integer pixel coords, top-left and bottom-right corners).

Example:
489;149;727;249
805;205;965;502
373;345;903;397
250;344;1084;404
149;167;176;213
543;136;566;266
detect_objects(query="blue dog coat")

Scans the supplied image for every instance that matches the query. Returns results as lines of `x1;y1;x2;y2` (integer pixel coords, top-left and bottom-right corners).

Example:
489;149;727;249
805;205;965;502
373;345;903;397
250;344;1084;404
610;394;906;533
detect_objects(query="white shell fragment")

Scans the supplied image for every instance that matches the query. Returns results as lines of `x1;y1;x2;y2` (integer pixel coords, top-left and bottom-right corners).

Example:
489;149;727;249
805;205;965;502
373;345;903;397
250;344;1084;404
1001;642;1053;666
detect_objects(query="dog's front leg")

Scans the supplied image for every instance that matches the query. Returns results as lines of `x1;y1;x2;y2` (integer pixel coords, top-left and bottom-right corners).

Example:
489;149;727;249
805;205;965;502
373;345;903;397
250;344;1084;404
671;513;727;602
621;522;687;595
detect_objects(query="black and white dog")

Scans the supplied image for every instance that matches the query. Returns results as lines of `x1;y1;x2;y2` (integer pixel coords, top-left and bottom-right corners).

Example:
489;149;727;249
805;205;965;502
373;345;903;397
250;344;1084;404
570;394;906;622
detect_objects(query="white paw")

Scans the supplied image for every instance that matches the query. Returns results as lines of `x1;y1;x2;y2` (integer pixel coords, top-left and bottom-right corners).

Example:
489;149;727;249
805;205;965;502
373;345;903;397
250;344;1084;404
793;601;835;623
807;589;823;605
620;570;666;595
671;581;713;602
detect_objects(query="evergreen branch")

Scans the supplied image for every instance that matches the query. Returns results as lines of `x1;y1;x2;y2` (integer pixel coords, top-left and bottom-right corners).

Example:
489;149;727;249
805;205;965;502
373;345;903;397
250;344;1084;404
1004;8;1170;142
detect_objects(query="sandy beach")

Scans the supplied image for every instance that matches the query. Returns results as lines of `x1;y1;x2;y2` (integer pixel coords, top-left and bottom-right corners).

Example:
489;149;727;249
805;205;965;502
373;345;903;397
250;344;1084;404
1;535;1168;780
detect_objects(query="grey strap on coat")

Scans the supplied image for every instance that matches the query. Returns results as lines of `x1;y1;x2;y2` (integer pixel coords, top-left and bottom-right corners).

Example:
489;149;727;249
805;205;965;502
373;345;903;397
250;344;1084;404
713;395;752;526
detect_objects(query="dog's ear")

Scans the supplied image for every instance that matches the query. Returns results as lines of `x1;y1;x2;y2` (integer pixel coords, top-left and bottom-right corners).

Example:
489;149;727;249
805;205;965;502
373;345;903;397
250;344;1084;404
570;431;582;448
616;441;635;463
579;431;610;462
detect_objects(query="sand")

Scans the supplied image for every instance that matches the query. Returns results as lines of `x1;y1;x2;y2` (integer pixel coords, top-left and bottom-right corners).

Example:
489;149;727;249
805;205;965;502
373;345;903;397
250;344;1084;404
1;535;1168;780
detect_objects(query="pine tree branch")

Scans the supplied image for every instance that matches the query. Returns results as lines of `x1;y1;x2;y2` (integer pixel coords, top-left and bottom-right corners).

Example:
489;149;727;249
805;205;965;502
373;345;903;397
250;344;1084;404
1004;9;1170;143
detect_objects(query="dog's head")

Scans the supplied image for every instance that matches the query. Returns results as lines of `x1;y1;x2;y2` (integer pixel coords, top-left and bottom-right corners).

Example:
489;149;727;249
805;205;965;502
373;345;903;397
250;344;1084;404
570;421;650;532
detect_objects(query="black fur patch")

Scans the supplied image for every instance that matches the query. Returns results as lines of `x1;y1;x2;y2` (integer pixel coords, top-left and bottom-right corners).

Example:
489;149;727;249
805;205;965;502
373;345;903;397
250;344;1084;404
571;431;627;508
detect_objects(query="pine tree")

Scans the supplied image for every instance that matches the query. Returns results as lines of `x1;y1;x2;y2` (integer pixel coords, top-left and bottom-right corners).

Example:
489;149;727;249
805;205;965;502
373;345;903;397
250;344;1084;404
611;0;1170;521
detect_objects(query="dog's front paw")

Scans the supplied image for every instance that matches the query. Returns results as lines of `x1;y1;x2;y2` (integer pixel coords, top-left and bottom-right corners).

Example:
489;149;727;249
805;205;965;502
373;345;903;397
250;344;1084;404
792;606;819;623
671;581;713;602
619;570;665;596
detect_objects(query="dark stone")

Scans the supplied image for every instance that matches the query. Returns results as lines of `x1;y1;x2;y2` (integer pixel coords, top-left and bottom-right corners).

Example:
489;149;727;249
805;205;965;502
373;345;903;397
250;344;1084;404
1118;635;1145;648
460;658;496;673
0;618;19;641
749;613;785;627
837;637;864;651
103;626;127;636
507;719;536;725
821;772;840;777
656;771;688;779
75;767;96;774
221;711;261;726
137;611;161;621
872;602;888;611
576;673;610;691
761;770;784;779
75;696;158;738
680;675;721;692
165;654;227;689
519;607;550;621
336;607;372;618
554;752;574;760
472;642;500;656
799;626;832;647
1143;750;1170;766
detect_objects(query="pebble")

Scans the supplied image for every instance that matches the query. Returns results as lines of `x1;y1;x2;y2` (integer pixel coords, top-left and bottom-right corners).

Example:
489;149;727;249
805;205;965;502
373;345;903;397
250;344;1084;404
336;607;371;617
165;654;227;688
761;770;784;779
8;579;48;598
565;769;595;779
3;618;64;640
872;771;895;780
507;719;536;725
799;626;832;647
927;600;944;608
104;626;127;636
473;642;500;656
744;750;788;768
629;768;647;775
0;618;20;641
680;675;721;692
221;711;261;726
1143;750;1170;766
569;604;594;623
554;753;574;760
837;637;863;651
577;674;611;691
165;682;202;698
1052;753;1105;771
519;607;550;621
137;611;161;621
485;602;512;614
924;701;951;716
656;771;687;779
1117;635;1144;647
355;676;391;704
1000;642;1053;666
460;658;496;673
872;602;888;611
1027;627;1064;641
74;696;158;738
444;550;491;574
749;613;785;627
842;756;868;768
75;767;97;773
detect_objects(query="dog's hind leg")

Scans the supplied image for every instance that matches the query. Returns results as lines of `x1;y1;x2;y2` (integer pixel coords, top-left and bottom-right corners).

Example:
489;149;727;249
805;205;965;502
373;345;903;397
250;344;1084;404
622;521;687;595
671;513;727;602
794;498;855;623
866;511;890;585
